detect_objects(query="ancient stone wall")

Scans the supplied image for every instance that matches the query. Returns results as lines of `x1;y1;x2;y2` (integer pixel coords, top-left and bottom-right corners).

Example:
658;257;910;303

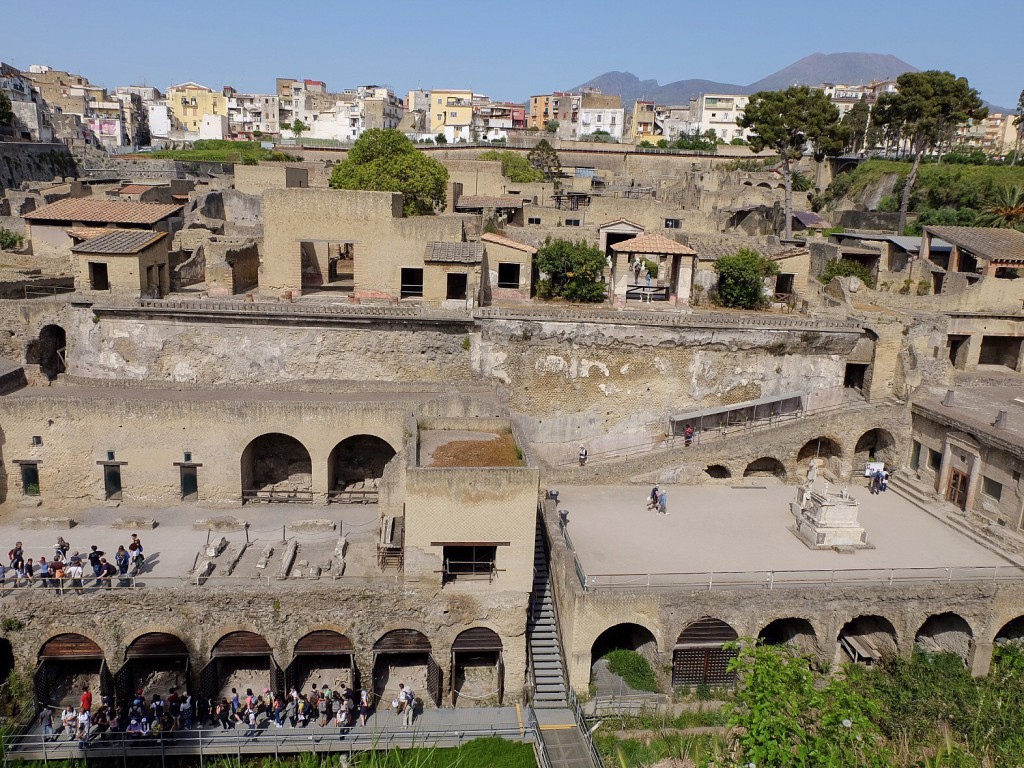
0;142;79;192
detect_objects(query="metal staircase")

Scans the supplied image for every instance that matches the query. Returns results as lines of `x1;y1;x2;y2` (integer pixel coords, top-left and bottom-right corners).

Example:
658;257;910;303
529;521;568;708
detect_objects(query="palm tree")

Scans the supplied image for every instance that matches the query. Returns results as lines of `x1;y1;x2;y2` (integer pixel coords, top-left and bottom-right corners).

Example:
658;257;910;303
977;185;1024;229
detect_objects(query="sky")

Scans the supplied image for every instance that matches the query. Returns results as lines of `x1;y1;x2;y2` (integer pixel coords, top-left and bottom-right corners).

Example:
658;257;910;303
5;0;1023;109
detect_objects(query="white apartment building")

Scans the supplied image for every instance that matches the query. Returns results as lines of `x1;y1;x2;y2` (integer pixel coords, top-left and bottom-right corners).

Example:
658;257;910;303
225;89;280;138
288;86;403;143
696;94;753;143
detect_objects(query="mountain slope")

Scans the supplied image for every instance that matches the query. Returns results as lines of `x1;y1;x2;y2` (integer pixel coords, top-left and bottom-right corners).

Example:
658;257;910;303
570;52;919;106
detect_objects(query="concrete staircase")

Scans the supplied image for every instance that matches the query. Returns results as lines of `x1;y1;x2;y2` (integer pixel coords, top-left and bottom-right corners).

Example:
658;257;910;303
529;521;569;709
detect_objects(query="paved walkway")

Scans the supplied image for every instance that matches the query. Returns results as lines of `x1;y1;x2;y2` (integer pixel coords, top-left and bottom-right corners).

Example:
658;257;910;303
558;480;1008;577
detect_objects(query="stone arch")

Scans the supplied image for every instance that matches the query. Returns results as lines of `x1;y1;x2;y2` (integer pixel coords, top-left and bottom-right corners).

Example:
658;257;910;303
837;615;898;665
758;618;818;655
328;434;397;495
287;630;357;693
591;622;660;694
994;615;1024;644
743;456;786;479
703;464;732;480
119;632;191;703
204;630;276;700
671;617;738;687
240;433;312;500
451;627;504;706
854;428;899;467
36;633;109;709
915;613;973;661
757;182;772;189
122;625;195;660
25;324;67;380
797;436;843;463
372;629;439;709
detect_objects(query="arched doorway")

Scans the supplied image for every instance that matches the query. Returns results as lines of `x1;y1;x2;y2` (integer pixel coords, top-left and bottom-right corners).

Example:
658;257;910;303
240;433;312;503
36;633;111;708
116;632;190;705
373;630;440;709
758;618;818;655
26;325;67;380
703;465;731;480
201;631;279;699
328;435;397;503
672;618;738;687
590;623;659;695
915;613;973;662
451;628;503;707
743;457;786;480
797;437;843;476
854;429;898;468
838;616;897;665
287;630;356;692
995;616;1024;645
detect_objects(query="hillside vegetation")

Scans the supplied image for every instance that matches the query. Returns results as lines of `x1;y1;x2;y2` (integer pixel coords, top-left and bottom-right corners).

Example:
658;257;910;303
145;140;298;163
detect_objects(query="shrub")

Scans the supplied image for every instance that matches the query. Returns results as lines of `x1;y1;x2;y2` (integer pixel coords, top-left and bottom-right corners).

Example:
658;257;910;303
0;227;24;251
533;239;606;303
642;258;659;278
821;258;875;288
713;248;779;309
917;279;931;296
603;649;658;692
477;150;544;183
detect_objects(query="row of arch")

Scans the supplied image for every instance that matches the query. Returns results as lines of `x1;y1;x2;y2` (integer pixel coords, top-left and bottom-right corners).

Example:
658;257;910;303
592;611;1024;688
241;433;397;500
696;428;898;482
34;627;504;710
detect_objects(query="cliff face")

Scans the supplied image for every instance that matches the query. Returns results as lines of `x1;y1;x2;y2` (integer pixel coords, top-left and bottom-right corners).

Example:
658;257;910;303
0;142;79;192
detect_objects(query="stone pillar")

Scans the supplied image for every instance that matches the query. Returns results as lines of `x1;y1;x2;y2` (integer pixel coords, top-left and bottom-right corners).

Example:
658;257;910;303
964;334;983;370
611;251;630;309
311;448;330;505
937;442;953;499
969;640;993;677
964;450;982;513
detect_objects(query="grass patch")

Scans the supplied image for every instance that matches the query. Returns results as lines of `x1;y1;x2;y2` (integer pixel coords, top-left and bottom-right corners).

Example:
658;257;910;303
143;140;298;163
352;737;536;767
595;731;728;767
603;649;658;692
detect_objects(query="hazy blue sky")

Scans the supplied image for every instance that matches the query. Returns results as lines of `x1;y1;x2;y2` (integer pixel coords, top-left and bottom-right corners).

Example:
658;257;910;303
6;0;1023;108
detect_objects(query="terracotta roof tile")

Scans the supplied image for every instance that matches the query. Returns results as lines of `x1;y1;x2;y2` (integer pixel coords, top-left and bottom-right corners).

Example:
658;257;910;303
925;226;1024;263
118;184;157;195
24;198;183;225
609;233;696;255
71;230;166;255
424;241;484;263
480;233;537;254
67;227;118;241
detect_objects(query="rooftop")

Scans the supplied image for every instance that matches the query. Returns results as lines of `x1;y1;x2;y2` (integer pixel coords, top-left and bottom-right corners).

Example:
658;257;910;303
117;184;158;195
423;241;484;264
71;230;166;255
925;226;1024;264
792;210;831;228
480;232;537;254
418;430;523;468
689;236;801;262
557;482;1006;579
913;386;1024;459
609;233;696;256
25;198;183;225
453;195;524;210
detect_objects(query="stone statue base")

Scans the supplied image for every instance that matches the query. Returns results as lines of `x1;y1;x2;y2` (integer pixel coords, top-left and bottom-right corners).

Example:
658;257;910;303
790;476;871;551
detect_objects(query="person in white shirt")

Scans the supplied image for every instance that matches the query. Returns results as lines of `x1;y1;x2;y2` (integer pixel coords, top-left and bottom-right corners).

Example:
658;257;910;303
76;709;91;748
61;706;77;739
67;561;85;594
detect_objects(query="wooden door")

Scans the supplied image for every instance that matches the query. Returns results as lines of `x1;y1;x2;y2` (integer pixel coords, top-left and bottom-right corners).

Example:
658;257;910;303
946;468;969;510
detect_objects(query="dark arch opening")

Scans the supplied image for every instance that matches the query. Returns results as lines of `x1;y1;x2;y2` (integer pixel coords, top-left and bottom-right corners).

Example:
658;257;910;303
204;631;277;700
372;630;439;709
591;622;659;695
288;630;357;693
120;633;190;705
26;325;67;381
452;628;504;707
241;433;312;502
0;637;13;685
797;437;842;463
36;633;109;708
672;618;738;687
743;457;786;479
758;618;817;654
328;435;397;498
704;464;731;479
854;428;898;467
995;616;1024;644
838;615;897;666
915;613;973;661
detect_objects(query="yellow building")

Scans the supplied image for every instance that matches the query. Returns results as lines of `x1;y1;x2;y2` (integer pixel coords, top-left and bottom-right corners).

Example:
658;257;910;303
166;82;225;133
632;100;658;144
529;94;552;130
430;89;473;142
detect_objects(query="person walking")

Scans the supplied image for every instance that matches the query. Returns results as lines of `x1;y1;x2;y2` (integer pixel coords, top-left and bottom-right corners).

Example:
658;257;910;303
578;445;588;467
658;488;668;515
401;687;415;727
87;546;105;578
39;706;55;742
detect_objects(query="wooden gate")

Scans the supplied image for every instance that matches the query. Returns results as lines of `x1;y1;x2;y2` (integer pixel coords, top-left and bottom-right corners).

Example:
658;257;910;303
671;618;738;688
286;631;356;691
946;468;969;510
426;655;442;708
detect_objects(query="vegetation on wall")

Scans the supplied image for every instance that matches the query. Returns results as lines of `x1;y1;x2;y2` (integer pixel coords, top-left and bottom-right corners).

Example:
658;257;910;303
0;92;13;126
820;258;875;288
0;227;23;251
329;129;449;216
603;649;658;692
477;150;544;183
147;140;297;163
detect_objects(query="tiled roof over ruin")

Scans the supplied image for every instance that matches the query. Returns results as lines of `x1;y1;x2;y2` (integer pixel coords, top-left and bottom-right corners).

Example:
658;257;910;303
609;233;696;256
454;195;524;209
117;184;157;195
925;226;1024;264
71;230;167;255
24;198;183;225
480;233;538;254
689;236;802;262
423;241;484;263
66;227;118;241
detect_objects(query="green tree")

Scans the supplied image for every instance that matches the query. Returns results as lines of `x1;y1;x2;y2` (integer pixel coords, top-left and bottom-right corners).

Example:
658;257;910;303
329;128;449;216
873;70;987;234
435;132;447;144
290;119;309;140
842;98;872;153
534;238;606;303
477;150;544;183
526;139;561;186
738;86;842;239
544;119;559;133
713;248;779;309
1012;88;1024;166
0;91;13;126
977;185;1024;228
